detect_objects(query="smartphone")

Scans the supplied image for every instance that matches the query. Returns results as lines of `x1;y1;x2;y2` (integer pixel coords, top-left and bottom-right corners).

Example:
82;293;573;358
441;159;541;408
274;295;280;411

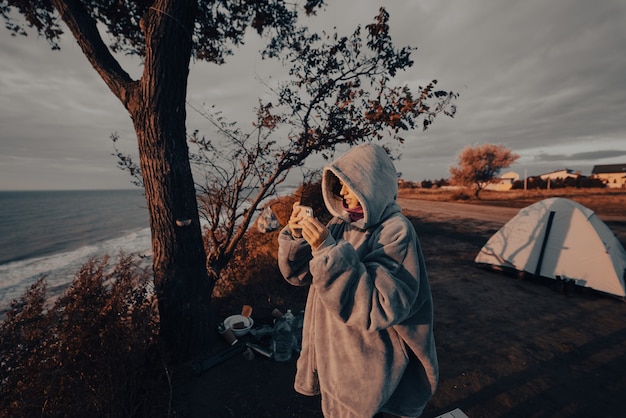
299;205;313;218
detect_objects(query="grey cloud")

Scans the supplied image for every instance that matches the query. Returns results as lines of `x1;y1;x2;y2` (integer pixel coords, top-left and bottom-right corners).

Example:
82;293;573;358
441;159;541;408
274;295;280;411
1;0;626;188
534;150;626;162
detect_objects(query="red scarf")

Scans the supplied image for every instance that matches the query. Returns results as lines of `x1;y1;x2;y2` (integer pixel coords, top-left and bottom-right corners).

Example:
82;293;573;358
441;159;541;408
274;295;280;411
343;200;364;222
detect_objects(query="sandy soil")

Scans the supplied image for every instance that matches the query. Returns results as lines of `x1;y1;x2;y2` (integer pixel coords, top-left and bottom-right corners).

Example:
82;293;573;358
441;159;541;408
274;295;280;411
177;199;626;418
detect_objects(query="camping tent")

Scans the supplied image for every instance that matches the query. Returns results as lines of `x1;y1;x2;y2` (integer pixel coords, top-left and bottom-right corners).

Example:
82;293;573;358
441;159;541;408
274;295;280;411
475;197;626;297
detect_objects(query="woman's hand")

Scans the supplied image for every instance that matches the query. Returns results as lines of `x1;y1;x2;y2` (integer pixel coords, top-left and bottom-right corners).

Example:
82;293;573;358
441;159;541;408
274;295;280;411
298;216;329;249
288;203;307;238
288;202;329;248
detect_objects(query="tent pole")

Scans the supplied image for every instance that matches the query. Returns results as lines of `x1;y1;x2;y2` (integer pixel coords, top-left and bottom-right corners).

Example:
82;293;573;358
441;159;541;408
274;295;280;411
535;211;556;277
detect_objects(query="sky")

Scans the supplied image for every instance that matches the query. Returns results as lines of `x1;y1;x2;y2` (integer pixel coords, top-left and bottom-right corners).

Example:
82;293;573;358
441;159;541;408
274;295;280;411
1;0;625;191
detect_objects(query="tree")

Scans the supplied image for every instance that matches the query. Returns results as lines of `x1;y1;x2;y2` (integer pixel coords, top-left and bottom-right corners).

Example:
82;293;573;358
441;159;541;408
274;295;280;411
449;143;519;198
2;2;457;363
2;0;324;363
115;6;457;321
183;9;458;290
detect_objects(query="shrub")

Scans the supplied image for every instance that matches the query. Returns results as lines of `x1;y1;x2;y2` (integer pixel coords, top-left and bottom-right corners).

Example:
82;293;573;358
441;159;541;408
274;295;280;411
511;176;607;190
451;191;471;201
0;254;168;418
420;180;433;189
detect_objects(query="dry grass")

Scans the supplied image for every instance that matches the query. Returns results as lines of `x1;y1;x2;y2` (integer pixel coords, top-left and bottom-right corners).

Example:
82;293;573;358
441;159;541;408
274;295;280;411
398;187;626;216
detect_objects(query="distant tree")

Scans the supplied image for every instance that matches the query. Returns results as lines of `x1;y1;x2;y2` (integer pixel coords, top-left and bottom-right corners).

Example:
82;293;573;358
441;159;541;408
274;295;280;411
577;176;606;188
512;176;543;190
512;175;606;190
417;178;448;189
434;177;449;188
449;143;519;198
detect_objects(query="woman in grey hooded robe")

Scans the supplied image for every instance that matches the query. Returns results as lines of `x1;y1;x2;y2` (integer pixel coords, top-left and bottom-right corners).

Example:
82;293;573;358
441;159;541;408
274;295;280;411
278;144;438;418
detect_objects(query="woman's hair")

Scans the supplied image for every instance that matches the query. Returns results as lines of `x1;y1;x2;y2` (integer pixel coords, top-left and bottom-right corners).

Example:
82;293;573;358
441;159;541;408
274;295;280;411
326;172;343;198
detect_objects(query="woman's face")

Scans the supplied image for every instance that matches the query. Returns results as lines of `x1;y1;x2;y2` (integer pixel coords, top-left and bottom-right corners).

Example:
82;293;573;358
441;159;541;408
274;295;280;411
339;180;361;209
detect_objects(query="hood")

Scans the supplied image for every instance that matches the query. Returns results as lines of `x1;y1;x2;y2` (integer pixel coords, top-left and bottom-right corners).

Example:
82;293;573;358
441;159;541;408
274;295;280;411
322;144;399;228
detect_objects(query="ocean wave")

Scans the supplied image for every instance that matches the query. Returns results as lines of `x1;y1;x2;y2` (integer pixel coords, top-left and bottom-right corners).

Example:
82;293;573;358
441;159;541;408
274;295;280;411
0;226;152;313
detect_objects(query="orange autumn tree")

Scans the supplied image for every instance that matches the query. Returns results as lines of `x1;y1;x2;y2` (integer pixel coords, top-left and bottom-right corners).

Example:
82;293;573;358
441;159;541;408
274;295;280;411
450;143;519;199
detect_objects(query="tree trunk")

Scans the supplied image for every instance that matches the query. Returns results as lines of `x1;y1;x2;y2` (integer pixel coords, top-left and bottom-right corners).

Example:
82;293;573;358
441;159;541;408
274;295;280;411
129;1;214;363
53;0;214;363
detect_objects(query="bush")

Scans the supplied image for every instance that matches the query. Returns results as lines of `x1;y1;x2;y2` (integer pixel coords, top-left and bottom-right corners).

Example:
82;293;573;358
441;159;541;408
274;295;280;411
451;191;471;201
0;254;168;418
511;176;607;190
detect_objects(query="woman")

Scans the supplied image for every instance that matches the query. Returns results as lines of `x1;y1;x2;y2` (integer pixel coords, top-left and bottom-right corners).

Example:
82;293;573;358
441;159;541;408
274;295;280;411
278;144;437;418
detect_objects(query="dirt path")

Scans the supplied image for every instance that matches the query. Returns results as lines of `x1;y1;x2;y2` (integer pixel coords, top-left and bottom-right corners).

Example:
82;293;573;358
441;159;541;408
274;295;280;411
398;198;626;224
398;198;626;246
398;199;519;225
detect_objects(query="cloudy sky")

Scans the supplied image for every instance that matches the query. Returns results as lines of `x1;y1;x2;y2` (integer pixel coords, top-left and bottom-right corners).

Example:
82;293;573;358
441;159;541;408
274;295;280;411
1;0;625;191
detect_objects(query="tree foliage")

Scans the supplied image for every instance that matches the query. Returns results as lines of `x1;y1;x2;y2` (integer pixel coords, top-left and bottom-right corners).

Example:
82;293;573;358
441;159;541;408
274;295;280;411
1;0;323;56
264;7;458;152
449;143;519;198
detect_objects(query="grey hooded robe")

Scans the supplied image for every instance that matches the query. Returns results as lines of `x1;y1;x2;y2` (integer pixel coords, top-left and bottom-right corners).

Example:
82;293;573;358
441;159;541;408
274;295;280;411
278;144;438;418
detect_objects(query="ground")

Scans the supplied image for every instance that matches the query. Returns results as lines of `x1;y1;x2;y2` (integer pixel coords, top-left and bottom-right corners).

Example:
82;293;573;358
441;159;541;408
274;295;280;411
176;193;626;418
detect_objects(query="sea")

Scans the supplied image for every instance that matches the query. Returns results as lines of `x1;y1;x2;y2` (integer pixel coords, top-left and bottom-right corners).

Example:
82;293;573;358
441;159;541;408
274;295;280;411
0;185;298;317
0;189;152;315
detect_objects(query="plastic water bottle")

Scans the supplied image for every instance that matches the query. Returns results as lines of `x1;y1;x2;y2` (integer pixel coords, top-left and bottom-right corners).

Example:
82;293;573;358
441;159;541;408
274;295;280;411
283;309;295;326
272;311;294;362
293;310;304;352
284;309;300;353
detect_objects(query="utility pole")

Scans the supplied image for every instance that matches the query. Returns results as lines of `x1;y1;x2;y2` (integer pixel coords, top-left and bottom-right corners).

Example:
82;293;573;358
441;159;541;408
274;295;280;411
524;168;527;192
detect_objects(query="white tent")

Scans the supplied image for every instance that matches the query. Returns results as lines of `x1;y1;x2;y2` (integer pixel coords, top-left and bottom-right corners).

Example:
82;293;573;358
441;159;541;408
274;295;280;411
475;197;626;297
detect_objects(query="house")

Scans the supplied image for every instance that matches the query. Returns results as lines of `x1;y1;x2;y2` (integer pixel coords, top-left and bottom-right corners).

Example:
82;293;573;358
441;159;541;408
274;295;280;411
538;168;580;181
591;163;626;189
485;171;519;191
